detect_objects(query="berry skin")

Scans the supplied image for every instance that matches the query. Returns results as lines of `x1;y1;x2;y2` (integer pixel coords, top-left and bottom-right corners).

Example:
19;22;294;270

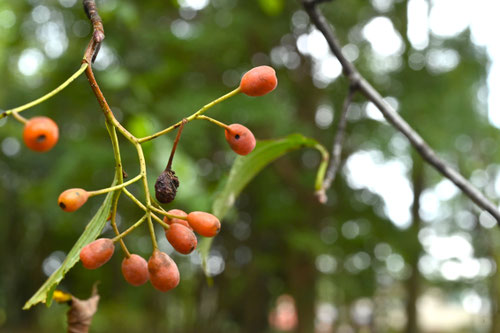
225;124;256;156
239;66;277;97
148;250;180;292
166;223;198;255
187;211;221;237
121;254;149;286
80;238;115;270
163;209;192;230
23;116;59;152
58;188;89;212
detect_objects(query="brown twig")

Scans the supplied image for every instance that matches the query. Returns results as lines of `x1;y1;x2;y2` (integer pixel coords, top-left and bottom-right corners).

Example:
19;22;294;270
316;86;355;203
82;0;104;62
166;119;187;171
302;0;500;223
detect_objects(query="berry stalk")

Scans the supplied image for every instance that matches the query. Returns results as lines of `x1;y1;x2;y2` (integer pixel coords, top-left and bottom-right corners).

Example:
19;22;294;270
1;63;88;119
137;87;240;143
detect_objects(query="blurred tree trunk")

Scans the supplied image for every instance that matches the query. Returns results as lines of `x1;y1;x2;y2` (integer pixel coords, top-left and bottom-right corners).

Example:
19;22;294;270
290;252;316;333
405;156;424;333
241;271;271;333
487;228;500;333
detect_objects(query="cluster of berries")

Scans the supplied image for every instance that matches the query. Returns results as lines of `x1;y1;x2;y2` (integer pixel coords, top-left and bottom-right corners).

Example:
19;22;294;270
11;65;277;292
80;210;220;291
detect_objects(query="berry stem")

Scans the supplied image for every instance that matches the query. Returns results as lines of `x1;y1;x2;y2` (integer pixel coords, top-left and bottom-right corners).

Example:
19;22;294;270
196;115;230;131
166;119;186;171
11;111;28;124
105;119;131;257
122;189;167;228
123;188;147;211
112;214;147;242
150;213;170;229
146;214;158;250
87;174;143;197
148;205;188;220
137;87;240;143
1;64;88;119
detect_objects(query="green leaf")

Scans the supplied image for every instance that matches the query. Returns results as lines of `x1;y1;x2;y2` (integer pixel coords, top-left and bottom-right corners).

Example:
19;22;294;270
23;188;117;310
199;134;328;272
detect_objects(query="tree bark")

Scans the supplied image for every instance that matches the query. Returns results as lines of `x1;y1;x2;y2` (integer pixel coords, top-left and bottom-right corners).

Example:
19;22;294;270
405;155;424;333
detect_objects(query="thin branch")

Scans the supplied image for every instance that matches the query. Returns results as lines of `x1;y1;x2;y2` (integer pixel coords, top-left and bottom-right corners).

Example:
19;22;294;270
1;64;88;119
302;0;500;223
82;0;104;62
166;119;187;171
316;86;355;203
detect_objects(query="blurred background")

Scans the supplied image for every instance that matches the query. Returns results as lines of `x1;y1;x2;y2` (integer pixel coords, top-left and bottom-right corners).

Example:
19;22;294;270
1;0;499;332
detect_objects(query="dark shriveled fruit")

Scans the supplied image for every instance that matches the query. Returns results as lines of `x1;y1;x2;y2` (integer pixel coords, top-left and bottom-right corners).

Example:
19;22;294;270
155;169;179;204
148;250;180;292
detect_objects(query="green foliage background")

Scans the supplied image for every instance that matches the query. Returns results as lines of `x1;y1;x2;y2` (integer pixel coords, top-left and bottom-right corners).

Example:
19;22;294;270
0;0;498;332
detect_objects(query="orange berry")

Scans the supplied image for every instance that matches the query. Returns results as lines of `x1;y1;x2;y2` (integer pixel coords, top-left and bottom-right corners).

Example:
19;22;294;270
187;211;221;237
225;124;256;156
23;116;59;152
166;223;197;255
163;209;192;230
148;250;180;292
58;188;89;212
80;238;115;270
121;254;149;286
239;65;277;97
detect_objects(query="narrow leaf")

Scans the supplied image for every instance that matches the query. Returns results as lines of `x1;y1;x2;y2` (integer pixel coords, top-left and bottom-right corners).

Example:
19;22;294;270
23;188;116;310
199;134;328;271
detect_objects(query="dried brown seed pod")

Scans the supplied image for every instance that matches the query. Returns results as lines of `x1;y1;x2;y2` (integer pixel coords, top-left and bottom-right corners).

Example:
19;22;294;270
154;169;179;204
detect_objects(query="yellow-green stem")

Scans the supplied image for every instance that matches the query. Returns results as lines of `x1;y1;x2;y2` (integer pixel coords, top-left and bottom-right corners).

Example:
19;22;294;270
151;213;170;229
123;188;147;211
11;111;28;124
105;120;130;257
196;115;230;130
146;214;158;249
112;215;148;242
149;205;188;220
1;63;88;119
87;174;143;197
137;87;240;143
134;142;158;249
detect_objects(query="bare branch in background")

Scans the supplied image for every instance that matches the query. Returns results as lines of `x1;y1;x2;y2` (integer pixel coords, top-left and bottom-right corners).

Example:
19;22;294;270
316;87;355;203
302;0;500;223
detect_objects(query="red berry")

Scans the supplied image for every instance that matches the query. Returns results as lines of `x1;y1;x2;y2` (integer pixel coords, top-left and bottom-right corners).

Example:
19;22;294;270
121;254;149;286
163;209;192;230
148;250;180;292
58;188;89;212
187;211;221;237
239;66;277;97
80;238;115;270
23;116;59;152
225;124;256;156
166;223;197;255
